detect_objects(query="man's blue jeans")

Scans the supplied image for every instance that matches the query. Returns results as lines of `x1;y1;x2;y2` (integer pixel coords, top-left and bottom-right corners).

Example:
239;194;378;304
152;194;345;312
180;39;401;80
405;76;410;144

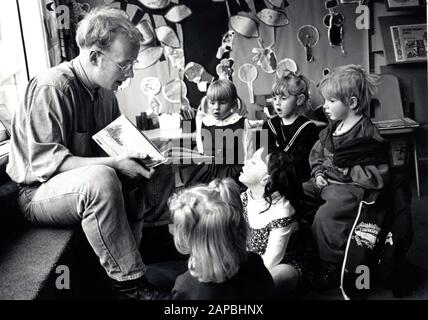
17;165;146;282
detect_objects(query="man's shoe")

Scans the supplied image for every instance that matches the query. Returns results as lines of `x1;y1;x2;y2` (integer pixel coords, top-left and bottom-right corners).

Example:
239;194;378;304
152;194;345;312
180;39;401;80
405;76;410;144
112;276;171;300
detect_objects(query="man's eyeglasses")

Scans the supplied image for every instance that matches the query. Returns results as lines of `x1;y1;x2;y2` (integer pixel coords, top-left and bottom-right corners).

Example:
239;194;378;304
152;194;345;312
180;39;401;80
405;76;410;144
98;51;138;75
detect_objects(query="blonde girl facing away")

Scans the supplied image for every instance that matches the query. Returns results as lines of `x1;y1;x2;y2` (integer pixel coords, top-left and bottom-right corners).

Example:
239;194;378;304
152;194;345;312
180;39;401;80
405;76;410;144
168;179;274;300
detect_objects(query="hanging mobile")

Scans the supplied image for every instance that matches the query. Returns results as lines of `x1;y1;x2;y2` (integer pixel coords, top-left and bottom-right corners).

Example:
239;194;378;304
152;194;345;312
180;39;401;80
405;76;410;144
297;25;320;63
323;0;346;55
251;38;277;74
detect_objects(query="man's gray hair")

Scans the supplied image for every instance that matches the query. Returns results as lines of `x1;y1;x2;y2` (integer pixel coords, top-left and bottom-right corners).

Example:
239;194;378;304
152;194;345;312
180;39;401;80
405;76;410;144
76;6;143;51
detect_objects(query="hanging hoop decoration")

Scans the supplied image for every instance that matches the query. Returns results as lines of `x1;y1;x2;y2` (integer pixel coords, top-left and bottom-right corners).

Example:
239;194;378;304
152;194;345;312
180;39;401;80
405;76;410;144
230;15;259;38
163;79;188;103
165;4;192;23
141;77;162;96
238;64;258;104
252;38;277;74
276;58;298;77
141;77;162;114
139;0;171;10
256;8;289;27
155;25;181;48
297;25;320;62
135;46;164;69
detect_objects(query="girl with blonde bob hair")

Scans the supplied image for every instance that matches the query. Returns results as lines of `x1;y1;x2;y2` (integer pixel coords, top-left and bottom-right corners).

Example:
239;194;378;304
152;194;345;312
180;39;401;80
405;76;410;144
180;79;263;190
169;179;274;300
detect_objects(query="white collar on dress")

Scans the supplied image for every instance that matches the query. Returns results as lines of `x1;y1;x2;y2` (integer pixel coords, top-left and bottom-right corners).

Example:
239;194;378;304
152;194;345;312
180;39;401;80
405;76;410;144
201;112;242;127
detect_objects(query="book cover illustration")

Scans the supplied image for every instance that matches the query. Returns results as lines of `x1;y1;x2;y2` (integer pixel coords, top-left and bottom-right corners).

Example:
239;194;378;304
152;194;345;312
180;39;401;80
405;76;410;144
92;115;167;168
93;115;213;168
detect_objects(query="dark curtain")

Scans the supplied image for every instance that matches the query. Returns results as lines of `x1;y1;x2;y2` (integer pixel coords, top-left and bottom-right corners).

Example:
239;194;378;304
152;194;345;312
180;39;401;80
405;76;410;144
180;0;229;108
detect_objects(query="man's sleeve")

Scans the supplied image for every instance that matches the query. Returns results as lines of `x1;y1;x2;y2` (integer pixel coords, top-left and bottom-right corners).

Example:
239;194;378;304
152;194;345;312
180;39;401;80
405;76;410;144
27;86;73;182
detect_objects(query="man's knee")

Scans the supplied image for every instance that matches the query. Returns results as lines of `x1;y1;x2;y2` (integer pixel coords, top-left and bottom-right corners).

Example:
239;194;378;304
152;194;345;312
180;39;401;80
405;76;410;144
82;165;123;197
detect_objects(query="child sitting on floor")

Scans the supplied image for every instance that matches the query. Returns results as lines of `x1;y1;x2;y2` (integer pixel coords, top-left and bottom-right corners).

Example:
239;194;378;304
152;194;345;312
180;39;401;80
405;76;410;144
262;71;318;182
237;148;310;296
168;179;274;300
303;64;390;290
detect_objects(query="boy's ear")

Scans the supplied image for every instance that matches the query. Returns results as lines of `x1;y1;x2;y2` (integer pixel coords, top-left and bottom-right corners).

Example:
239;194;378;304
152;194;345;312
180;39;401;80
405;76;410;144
296;94;306;106
349;96;358;110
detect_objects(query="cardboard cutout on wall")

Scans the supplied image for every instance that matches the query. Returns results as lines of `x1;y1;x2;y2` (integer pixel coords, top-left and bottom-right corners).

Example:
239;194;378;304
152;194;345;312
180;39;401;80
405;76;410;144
165;4;192;23
238;63;258;103
256;8;289;26
230;15;259;38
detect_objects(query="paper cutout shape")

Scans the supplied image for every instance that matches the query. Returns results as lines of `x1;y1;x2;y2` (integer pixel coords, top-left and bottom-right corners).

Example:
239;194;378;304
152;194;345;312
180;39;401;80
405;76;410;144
297;25;319;62
164;47;185;70
155;26;180;48
257;8;289;27
135;46;164;69
252;39;277;74
276;58;298;77
136;20;156;46
141;77;162;96
238;64;258;103
323;10;345;54
141;77;162;114
165;4;192;23
184;62;214;85
230;15;259;38
163;79;187;103
149;96;162;114
139;0;170;10
216;30;235;59
267;0;285;7
216;58;234;80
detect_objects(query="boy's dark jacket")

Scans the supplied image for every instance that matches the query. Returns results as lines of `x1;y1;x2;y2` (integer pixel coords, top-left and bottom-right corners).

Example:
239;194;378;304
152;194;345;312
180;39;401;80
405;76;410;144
340;170;413;300
312;118;413;299
310;117;389;190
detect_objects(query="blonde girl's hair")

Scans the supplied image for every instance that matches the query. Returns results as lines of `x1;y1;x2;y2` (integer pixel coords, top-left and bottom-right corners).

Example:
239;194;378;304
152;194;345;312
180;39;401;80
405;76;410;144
208;178;244;214
168;182;248;283
272;71;310;108
319;64;380;115
199;79;247;116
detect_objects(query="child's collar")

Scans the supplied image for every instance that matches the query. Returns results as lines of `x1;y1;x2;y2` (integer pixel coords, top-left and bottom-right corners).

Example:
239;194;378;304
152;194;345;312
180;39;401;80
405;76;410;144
202;112;242;126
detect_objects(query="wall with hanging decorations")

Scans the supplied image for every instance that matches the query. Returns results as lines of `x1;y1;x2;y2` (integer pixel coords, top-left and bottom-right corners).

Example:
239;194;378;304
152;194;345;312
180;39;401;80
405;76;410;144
71;0;370;125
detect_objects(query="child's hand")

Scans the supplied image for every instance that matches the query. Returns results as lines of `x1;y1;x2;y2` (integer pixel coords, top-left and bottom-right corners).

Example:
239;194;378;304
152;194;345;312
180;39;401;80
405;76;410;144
316;175;328;188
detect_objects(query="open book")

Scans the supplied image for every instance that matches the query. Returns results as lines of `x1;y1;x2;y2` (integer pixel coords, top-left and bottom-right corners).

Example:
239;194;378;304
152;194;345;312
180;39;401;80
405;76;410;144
92;115;212;168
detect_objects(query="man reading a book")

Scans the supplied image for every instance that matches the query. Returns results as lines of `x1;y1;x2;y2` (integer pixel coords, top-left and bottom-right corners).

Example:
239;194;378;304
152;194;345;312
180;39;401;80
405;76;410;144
6;6;168;300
